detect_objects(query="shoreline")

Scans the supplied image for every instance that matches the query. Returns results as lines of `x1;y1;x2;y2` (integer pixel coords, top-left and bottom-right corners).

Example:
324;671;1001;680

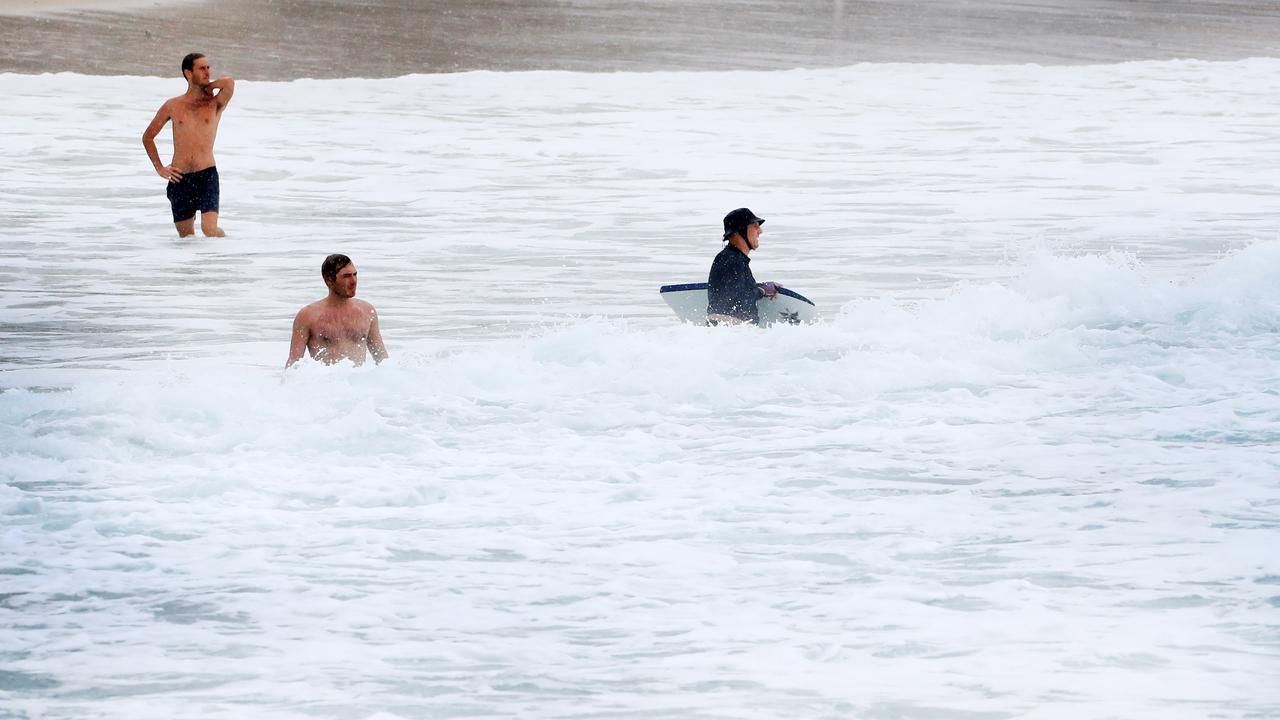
1;0;1277;80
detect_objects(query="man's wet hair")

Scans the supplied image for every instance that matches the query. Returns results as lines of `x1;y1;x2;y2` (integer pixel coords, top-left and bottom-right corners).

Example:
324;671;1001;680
321;254;353;282
181;53;206;76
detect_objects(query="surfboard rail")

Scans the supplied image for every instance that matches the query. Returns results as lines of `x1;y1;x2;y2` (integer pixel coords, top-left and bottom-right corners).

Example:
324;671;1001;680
658;282;816;307
658;282;817;325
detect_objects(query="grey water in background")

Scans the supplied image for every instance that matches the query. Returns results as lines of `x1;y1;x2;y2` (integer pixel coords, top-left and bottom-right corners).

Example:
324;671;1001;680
2;0;1279;80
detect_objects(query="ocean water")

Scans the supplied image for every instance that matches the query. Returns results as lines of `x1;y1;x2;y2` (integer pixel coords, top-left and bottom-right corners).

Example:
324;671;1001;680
1;59;1279;719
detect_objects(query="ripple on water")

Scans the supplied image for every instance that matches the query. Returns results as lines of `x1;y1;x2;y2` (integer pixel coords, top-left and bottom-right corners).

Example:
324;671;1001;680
0;670;61;692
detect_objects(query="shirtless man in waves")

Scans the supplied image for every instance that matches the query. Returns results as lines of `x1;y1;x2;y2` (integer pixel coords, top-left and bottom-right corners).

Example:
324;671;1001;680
142;52;234;237
286;254;390;369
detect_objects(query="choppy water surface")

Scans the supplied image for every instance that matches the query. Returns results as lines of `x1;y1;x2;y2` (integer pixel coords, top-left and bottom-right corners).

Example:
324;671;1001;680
1;60;1279;718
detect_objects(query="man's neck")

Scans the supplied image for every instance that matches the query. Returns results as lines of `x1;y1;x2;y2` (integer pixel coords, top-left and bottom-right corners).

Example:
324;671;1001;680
728;236;751;255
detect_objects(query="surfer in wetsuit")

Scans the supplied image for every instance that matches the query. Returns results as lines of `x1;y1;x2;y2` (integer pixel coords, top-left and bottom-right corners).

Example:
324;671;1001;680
286;254;390;368
141;53;235;237
706;208;780;326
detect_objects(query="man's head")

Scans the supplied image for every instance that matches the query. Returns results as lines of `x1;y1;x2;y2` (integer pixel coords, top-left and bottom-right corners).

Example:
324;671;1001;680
321;253;357;298
722;208;765;249
181;53;210;87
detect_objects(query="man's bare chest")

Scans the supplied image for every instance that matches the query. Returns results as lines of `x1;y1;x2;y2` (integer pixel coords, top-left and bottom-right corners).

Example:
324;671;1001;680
311;311;370;343
172;102;219;131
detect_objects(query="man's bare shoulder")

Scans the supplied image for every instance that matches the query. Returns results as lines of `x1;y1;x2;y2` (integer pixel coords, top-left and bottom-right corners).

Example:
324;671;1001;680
295;298;328;320
149;97;175;118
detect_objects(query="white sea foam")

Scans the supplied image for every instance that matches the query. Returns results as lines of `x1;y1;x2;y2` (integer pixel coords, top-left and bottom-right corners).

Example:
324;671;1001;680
1;61;1278;719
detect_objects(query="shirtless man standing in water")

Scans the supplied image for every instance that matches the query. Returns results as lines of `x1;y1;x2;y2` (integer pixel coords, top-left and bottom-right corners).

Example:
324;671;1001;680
286;254;390;368
142;52;235;237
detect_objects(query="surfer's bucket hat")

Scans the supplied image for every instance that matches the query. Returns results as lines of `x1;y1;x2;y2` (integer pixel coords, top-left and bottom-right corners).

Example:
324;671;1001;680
723;208;765;241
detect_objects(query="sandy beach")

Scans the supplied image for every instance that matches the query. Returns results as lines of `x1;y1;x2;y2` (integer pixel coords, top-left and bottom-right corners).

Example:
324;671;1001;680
0;0;191;14
1;0;1278;79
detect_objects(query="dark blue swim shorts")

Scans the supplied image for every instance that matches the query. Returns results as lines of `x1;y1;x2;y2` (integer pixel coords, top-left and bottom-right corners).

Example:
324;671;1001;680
166;166;220;222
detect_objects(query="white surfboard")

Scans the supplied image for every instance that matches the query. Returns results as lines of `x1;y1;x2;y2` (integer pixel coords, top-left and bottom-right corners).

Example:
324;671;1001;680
659;283;818;326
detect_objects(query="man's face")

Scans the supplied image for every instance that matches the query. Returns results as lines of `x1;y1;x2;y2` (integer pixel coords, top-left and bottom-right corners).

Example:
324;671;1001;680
327;263;358;298
185;57;212;87
745;222;762;249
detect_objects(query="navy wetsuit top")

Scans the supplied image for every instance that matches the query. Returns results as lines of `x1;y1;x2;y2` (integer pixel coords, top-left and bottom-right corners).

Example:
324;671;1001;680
707;244;761;325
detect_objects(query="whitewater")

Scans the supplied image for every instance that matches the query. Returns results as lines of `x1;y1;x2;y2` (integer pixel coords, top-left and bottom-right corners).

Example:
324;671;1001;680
1;59;1278;719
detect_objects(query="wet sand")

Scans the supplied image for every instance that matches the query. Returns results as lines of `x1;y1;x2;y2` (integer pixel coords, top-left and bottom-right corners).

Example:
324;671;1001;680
1;0;1278;79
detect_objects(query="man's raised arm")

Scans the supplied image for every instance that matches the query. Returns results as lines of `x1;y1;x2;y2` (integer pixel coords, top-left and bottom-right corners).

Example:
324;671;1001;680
207;77;236;110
